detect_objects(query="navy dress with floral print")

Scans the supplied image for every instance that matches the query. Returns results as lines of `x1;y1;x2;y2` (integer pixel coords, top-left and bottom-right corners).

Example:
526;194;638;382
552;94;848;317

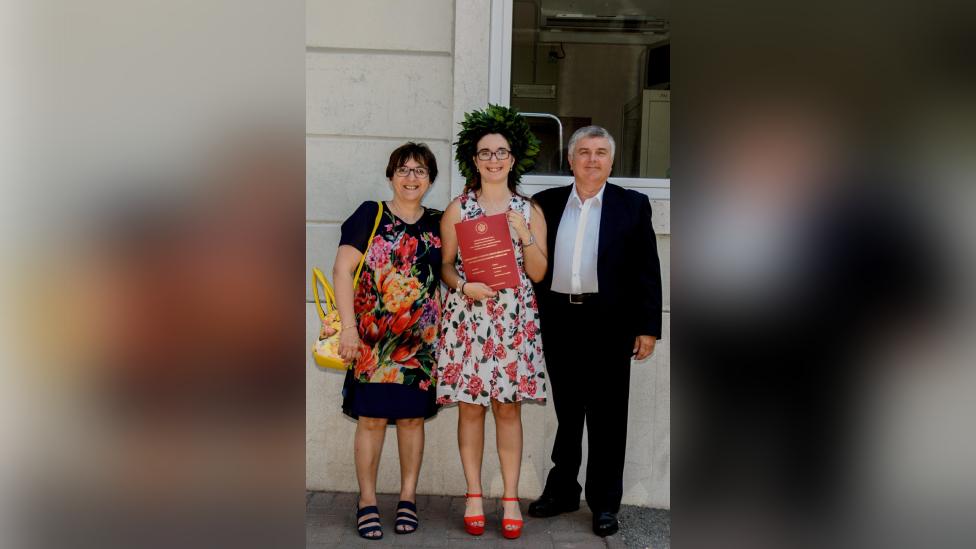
340;201;442;421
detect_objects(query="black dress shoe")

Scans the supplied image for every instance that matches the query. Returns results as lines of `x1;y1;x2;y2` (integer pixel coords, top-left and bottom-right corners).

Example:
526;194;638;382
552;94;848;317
592;511;619;537
527;494;580;518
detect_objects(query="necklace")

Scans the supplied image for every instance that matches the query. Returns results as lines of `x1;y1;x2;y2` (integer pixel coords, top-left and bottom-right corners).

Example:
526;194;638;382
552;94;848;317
388;201;423;224
476;192;512;216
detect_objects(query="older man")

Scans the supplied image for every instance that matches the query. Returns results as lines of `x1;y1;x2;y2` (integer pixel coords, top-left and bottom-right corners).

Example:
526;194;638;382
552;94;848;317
529;126;663;537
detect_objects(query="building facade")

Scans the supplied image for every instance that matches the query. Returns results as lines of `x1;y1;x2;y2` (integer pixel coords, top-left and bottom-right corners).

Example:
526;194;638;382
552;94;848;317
306;0;670;509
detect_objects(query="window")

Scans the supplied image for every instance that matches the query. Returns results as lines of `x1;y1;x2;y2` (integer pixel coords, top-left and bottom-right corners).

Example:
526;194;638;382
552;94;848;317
497;0;670;187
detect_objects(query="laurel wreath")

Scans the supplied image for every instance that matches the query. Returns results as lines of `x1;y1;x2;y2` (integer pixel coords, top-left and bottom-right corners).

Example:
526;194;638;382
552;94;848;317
454;104;541;186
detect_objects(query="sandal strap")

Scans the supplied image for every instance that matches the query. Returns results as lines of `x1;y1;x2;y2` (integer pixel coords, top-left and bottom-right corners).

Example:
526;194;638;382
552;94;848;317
465;493;482;498
356;505;380;519
502;497;520;502
395;514;419;525
395;500;418;513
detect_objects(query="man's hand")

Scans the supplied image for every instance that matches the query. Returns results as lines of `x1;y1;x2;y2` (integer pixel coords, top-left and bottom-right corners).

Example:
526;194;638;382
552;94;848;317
633;335;657;361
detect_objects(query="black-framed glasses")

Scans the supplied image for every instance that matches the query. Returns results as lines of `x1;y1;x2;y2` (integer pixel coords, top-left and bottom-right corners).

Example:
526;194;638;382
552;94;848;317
476;148;511;161
394;166;429;178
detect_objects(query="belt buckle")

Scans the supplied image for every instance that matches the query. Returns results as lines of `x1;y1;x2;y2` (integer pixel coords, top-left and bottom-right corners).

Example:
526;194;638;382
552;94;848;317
569;294;583;305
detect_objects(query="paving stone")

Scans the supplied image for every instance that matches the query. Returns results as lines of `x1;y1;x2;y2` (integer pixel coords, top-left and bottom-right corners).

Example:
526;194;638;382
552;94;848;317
496;534;555;548
551;526;601;544
428;539;504;548
553;541;608;549
416;494;450;515
331;492;359;512
549;514;593;533
307;521;346;543
308;492;336;509
327;532;373;549
387;531;449;547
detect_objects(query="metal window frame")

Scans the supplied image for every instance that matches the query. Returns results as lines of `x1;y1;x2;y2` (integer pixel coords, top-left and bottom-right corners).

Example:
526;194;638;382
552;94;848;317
488;0;671;200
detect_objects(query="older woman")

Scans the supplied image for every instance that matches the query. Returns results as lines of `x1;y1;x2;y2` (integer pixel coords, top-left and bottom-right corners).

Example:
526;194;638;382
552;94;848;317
434;105;548;540
329;142;442;540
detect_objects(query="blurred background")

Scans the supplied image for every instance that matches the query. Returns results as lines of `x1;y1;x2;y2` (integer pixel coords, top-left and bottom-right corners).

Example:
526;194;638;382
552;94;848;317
675;1;976;548
2;1;305;548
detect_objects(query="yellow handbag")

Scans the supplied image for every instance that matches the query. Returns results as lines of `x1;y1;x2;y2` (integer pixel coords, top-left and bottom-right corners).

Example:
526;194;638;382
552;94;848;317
312;201;383;370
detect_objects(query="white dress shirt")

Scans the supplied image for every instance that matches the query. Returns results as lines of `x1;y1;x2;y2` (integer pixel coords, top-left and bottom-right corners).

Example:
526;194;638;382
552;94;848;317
551;182;605;294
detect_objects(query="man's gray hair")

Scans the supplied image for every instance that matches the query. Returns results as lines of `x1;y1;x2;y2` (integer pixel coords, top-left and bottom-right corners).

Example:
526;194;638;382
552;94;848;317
567;125;616;160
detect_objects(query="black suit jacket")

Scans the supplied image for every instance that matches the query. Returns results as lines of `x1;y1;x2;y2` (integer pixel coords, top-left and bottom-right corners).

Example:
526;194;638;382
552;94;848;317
533;182;663;345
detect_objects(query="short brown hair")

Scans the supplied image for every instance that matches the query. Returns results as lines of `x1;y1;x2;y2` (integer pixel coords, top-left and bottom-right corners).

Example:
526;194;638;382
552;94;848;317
385;142;438;182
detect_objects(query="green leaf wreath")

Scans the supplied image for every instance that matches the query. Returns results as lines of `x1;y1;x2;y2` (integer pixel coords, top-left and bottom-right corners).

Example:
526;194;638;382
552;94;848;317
454;104;541;187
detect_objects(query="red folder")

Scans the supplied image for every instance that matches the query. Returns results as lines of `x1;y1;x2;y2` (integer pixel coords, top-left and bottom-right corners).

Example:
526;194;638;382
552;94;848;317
455;214;519;290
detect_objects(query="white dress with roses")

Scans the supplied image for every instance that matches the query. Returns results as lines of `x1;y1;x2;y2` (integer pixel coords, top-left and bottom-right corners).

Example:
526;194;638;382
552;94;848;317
435;192;547;406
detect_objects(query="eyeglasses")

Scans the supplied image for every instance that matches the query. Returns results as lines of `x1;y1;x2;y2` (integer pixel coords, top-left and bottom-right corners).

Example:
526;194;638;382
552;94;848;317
476;148;511;161
394;166;429;178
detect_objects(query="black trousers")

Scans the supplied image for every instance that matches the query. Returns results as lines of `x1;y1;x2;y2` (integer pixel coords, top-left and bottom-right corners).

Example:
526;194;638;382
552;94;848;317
540;294;632;514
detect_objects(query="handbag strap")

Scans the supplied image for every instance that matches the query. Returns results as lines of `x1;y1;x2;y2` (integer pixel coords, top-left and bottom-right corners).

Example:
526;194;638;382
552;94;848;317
311;201;384;323
352;201;384;290
311;267;332;322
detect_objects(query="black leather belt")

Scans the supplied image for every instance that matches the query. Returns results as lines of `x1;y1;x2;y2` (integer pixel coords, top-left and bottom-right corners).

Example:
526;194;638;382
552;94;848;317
562;292;598;305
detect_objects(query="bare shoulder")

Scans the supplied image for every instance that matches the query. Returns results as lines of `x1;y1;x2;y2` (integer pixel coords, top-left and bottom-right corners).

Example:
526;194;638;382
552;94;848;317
442;198;463;222
529;201;545;219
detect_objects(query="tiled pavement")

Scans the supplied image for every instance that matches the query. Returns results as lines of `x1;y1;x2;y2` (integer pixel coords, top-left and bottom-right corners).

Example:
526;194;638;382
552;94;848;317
307;491;670;549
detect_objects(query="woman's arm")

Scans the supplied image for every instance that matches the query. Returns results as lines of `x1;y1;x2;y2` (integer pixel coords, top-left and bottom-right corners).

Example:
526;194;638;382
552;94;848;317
441;199;496;300
508;202;548;283
333;245;364;363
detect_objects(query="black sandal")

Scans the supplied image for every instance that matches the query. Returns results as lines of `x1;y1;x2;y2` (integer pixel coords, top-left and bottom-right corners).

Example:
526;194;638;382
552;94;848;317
356;505;383;540
394;500;419;534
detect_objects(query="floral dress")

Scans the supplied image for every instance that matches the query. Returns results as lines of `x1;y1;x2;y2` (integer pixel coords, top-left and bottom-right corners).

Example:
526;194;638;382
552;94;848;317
340;201;442;421
435;192;547;406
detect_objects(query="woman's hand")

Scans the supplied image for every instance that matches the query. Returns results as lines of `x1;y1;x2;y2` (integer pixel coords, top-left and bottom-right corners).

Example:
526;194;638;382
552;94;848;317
506;209;531;244
462;281;497;301
319;323;337;339
339;327;360;363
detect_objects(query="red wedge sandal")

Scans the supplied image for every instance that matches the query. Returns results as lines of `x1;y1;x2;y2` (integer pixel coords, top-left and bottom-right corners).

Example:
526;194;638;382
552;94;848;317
501;497;524;539
463;493;485;536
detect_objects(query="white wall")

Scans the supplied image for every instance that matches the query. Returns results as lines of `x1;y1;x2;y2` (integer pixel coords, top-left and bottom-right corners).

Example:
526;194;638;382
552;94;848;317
306;0;670;509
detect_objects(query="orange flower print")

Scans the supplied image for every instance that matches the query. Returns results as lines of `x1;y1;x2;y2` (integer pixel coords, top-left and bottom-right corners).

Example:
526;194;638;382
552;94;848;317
354;344;378;380
359;313;390;346
382;271;422;314
422;324;438;344
390;306;424;336
400;357;422;370
371;365;404;384
390;340;421;363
